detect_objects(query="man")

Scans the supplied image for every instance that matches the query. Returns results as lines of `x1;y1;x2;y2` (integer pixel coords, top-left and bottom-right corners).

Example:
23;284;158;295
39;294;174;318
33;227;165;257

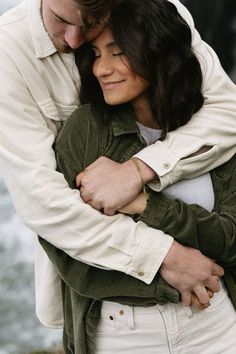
0;0;234;330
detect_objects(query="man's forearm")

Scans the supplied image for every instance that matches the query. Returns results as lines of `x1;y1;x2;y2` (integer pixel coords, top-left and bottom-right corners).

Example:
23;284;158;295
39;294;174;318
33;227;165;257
38;236;179;306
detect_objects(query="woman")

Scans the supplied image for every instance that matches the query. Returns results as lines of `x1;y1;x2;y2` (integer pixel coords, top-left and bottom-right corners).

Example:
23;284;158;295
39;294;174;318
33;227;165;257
39;0;236;353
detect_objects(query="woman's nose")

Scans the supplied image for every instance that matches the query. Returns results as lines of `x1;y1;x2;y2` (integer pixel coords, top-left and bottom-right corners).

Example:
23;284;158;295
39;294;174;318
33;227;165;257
93;57;114;78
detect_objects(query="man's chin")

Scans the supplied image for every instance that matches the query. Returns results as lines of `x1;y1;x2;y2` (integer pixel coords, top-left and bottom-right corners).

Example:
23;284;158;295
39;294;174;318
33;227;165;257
56;45;73;54
52;38;73;53
62;47;74;54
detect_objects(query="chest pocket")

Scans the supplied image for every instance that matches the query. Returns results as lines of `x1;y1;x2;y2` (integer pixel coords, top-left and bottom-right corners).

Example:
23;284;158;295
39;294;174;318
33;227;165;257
38;98;78;136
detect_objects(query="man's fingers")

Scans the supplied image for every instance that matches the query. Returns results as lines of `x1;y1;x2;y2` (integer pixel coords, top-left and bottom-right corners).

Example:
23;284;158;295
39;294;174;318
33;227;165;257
190;293;207;309
79;185;91;202
190;288;215;310
180;291;191;306
182;276;220;307
79;179;116;214
86;199;103;212
212;262;224;277
192;285;211;306
76;172;84;187
206;275;221;293
207;289;214;298
103;207;116;216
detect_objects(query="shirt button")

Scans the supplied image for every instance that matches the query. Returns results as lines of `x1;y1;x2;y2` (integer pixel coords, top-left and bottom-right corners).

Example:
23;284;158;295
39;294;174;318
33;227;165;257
119;310;124;316
109;316;114;321
138;271;144;277
163;162;170;169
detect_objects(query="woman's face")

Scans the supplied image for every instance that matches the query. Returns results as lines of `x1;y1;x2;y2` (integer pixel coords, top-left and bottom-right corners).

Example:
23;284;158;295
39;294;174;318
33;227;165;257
92;27;149;107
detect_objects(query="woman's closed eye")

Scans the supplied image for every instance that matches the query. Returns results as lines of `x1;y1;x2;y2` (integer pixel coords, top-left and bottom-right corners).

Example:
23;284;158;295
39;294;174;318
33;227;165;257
92;49;123;58
111;44;123;57
112;51;123;56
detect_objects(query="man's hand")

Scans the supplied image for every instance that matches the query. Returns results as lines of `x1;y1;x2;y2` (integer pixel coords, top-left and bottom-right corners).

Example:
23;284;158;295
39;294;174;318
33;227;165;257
190;290;214;310
160;241;224;306
76;156;156;215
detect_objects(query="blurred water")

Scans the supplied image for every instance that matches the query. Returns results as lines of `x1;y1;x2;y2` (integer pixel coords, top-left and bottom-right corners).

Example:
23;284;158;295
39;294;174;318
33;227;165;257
0;0;21;14
0;178;62;354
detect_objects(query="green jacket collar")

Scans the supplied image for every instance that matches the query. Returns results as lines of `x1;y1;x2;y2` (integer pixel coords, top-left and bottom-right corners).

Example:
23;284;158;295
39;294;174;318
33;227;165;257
110;104;140;137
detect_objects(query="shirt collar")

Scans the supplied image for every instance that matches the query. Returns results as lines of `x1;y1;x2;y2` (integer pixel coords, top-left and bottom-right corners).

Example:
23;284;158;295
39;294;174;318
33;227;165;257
111;104;140;137
28;0;57;58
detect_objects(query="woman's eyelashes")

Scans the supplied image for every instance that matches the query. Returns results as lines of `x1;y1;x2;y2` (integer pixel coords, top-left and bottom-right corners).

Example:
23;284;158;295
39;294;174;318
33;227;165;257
112;51;123;56
94;52;123;58
92;47;123;59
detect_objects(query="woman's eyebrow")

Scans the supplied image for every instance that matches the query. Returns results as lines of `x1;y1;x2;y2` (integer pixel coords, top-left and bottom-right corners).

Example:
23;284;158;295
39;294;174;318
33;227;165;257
91;41;117;50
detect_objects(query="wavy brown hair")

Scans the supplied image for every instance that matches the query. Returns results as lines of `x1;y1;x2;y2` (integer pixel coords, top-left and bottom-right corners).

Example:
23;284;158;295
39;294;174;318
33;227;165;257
75;0;121;21
75;0;204;139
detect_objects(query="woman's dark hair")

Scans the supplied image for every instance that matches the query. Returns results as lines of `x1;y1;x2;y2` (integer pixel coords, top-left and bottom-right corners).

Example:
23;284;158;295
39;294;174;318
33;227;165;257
76;0;204;139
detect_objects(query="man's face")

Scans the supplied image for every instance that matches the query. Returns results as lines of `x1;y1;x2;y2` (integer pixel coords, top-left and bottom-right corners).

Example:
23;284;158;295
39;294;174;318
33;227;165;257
41;0;105;53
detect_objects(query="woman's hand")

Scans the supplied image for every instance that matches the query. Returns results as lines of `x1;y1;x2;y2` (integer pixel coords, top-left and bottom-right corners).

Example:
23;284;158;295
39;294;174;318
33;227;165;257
118;192;147;215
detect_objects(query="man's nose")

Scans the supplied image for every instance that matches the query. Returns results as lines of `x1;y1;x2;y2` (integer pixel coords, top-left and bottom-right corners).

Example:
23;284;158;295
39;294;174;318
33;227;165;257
64;26;85;49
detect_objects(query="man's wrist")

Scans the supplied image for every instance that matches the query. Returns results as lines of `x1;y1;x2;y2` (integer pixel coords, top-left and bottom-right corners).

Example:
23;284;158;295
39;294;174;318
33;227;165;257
130;158;145;188
161;240;179;268
132;158;157;184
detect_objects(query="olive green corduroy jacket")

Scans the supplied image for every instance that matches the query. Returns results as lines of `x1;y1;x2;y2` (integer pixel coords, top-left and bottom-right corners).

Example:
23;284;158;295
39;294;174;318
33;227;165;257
39;104;236;354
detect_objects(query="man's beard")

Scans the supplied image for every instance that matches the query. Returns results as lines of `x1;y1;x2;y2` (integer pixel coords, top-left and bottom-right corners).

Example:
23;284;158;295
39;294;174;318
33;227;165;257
50;33;73;53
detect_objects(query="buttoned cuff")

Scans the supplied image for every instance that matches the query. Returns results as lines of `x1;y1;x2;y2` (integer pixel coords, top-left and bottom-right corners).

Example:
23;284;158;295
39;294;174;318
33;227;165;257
133;142;182;191
125;221;173;284
133;133;211;191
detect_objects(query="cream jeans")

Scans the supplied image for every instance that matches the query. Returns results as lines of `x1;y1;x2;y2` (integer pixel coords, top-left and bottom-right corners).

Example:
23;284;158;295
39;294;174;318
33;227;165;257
95;282;236;354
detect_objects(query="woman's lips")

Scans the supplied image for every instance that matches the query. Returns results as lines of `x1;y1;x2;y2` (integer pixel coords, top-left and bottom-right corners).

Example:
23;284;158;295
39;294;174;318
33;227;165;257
101;80;124;90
